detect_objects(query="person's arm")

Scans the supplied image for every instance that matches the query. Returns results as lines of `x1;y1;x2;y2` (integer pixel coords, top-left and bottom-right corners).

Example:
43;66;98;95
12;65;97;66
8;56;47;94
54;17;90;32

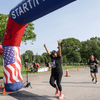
48;63;51;71
44;44;51;56
94;62;99;67
58;39;62;57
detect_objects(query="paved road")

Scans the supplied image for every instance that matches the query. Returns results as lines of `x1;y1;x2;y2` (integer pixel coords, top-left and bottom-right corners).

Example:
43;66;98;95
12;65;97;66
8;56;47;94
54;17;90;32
0;67;100;100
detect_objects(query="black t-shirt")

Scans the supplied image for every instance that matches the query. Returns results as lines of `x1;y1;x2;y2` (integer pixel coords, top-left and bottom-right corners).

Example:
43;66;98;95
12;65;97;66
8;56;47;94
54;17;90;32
33;63;37;68
45;62;49;67
88;60;98;69
24;63;28;67
50;54;62;74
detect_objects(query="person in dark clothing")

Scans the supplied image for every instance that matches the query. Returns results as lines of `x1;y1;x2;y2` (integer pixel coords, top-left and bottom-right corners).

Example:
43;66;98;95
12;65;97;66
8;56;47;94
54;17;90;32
88;55;99;84
87;59;90;65
44;39;64;99
24;62;29;71
32;61;38;72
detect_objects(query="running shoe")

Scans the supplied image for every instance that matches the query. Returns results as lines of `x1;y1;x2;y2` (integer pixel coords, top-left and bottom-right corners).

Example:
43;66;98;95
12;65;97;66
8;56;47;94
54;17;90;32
95;81;98;84
59;93;64;99
55;89;59;95
92;78;94;82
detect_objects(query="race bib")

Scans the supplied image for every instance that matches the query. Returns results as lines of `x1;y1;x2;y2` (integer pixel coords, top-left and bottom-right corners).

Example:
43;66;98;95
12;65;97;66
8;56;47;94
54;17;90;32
49;60;56;68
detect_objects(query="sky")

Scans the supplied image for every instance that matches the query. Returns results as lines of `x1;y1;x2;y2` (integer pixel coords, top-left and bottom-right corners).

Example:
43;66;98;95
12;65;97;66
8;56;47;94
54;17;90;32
0;0;100;55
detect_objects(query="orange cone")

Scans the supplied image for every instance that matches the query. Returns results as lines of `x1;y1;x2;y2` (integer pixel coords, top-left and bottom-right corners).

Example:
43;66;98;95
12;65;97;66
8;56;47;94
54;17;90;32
83;65;85;68
77;67;79;71
23;83;24;87
66;68;70;77
0;83;3;88
2;88;6;95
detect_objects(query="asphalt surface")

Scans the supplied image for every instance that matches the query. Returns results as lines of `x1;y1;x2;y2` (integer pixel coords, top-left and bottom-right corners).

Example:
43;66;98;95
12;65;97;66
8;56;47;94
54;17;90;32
0;67;100;100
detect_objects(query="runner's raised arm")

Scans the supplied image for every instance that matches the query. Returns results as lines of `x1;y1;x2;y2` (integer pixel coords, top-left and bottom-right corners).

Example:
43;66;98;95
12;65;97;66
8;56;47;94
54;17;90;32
44;44;51;56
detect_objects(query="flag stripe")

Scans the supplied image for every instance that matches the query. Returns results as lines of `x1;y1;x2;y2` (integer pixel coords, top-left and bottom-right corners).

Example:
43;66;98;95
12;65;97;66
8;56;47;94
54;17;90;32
5;66;16;83
4;72;7;83
11;63;22;81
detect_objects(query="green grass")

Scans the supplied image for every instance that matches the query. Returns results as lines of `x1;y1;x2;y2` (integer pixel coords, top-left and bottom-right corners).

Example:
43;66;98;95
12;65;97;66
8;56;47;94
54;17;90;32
0;65;88;77
0;66;3;77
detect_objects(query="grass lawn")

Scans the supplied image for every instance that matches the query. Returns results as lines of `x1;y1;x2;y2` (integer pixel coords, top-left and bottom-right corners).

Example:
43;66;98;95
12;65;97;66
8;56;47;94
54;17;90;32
0;65;88;77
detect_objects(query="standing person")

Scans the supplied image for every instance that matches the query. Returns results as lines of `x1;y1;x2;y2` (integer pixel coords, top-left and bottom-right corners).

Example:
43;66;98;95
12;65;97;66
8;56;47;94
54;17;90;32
88;55;99;84
32;61;38;72
44;39;64;99
24;62;29;71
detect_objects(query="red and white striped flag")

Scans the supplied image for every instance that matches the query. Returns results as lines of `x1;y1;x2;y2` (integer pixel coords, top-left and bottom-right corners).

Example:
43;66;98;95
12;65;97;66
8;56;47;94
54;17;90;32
3;46;23;83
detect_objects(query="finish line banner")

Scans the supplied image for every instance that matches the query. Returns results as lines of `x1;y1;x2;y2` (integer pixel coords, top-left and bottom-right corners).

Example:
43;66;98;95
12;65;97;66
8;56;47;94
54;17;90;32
10;0;76;25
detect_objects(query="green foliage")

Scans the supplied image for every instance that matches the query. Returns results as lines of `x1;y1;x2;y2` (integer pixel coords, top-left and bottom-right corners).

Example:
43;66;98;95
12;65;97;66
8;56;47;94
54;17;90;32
0;13;36;44
42;52;51;62
61;37;100;63
63;56;67;63
22;22;36;44
0;14;9;43
61;38;82;63
80;37;100;60
40;56;45;63
73;52;81;63
35;55;41;63
22;50;34;63
0;56;3;65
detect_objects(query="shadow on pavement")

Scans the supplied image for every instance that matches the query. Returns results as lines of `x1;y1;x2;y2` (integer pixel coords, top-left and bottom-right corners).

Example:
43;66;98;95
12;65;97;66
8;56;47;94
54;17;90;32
9;90;52;100
42;81;92;84
61;82;92;84
62;84;100;88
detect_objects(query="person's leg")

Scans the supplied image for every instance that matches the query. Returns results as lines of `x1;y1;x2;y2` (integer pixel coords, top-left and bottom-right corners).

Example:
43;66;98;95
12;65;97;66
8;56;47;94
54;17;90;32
91;72;94;82
94;73;98;83
56;73;62;92
56;73;64;99
91;73;94;78
28;66;29;70
49;74;57;89
25;66;26;71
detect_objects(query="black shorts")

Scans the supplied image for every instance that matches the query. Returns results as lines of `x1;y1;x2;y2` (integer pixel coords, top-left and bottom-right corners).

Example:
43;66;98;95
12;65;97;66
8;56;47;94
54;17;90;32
90;67;98;73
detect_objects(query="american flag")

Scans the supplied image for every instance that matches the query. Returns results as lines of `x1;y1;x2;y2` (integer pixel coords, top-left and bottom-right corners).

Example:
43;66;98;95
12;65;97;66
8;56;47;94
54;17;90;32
3;46;23;83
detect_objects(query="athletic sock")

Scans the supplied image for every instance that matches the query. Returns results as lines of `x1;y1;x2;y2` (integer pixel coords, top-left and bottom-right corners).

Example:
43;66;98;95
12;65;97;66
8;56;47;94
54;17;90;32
55;89;59;95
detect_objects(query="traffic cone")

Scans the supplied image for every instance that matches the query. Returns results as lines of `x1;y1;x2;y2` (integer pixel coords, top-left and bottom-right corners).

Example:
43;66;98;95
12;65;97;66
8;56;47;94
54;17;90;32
2;88;6;95
83;65;85;68
77;67;79;71
66;68;70;77
0;83;3;88
23;83;24;87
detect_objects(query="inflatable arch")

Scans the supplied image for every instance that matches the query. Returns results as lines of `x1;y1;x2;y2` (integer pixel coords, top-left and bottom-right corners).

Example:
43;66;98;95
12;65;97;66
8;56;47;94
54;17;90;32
2;0;76;91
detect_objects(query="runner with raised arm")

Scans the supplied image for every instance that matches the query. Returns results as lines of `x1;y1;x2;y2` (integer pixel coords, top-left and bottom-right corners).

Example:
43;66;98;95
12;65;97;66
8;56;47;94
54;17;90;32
44;39;64;99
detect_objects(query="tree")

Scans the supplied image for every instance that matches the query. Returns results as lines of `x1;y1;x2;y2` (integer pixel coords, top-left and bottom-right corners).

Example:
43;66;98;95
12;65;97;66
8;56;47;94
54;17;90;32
73;52;81;63
21;55;24;64
61;38;82;62
22;22;36;44
22;50;34;63
40;56;45;63
63;56;67;63
42;52;51;62
35;55;41;63
0;55;3;65
0;13;36;44
0;14;9;43
80;37;100;60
